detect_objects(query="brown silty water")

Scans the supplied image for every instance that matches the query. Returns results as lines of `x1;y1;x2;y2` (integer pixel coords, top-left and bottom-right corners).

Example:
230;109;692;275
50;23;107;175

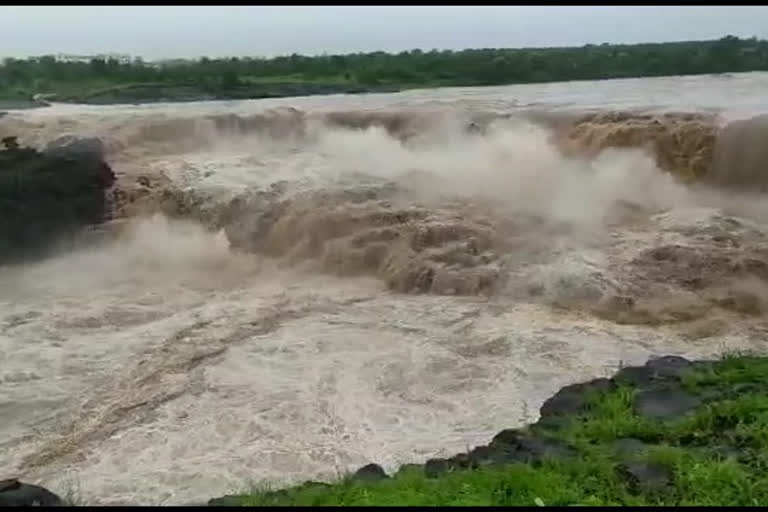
3;72;768;504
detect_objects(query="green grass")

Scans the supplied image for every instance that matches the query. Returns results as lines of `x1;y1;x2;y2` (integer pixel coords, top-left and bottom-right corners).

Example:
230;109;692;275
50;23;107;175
219;354;768;506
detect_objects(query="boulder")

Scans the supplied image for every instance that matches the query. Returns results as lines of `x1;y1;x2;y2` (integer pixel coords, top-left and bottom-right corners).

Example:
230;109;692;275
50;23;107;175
539;377;616;419
0;479;63;506
351;463;389;482
0;135;116;263
44;135;106;162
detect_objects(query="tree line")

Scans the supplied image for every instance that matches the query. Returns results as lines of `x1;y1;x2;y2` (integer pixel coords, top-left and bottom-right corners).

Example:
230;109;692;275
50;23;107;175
0;35;765;99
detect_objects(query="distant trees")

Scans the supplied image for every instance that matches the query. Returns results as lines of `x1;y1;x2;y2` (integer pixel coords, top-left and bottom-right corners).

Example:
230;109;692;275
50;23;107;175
1;35;767;99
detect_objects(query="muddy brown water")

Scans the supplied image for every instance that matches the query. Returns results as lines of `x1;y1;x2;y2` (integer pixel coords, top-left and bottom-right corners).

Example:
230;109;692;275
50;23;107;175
3;72;768;505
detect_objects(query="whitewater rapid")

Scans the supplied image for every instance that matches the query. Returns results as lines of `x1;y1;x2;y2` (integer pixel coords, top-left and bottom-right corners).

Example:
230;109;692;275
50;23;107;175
3;73;768;505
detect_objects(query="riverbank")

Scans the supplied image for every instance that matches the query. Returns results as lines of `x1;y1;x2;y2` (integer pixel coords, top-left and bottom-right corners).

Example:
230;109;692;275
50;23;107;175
0;82;402;109
209;353;768;506
57;82;401;106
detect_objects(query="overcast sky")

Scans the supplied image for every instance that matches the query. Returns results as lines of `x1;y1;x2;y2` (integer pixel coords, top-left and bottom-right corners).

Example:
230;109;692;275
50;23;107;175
2;6;768;60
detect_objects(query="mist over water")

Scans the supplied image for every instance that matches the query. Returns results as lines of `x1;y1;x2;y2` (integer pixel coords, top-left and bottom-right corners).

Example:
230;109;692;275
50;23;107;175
4;73;768;505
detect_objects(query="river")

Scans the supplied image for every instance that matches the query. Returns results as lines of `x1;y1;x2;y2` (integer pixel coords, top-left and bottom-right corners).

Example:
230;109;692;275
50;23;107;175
2;72;768;505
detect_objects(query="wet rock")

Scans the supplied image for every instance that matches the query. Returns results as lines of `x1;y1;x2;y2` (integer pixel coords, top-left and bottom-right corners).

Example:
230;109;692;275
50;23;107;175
614;356;692;390
425;446;504;477
539;377;616;419
616;461;672;494
208;494;241;506
352;463;389;482
635;388;701;420
44;135;105;161
424;458;455;478
0;479;63;506
611;438;650;458
0;136;115;263
467;445;499;467
484;429;576;467
614;365;657;388
423;433;576;478
646;355;693;379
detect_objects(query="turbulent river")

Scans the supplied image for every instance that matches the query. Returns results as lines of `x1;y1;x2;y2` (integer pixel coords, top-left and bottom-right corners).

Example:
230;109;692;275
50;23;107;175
3;72;768;505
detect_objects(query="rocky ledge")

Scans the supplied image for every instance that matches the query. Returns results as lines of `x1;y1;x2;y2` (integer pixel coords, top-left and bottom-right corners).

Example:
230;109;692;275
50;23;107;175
0;135;115;264
5;353;765;506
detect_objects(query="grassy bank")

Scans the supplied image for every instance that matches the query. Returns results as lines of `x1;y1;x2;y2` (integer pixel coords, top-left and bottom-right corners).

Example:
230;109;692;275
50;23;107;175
211;354;768;506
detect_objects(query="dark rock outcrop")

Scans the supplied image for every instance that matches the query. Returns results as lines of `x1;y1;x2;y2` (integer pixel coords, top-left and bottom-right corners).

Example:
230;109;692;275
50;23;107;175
423;432;575;479
208;494;245;507
0;479;62;506
352;464;389;482
44;135;106;161
614;355;694;390
0;135;115;263
539;377;616;420
616;461;673;494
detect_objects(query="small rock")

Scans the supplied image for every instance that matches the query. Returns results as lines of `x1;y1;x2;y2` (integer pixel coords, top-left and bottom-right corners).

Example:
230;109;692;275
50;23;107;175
0;479;63;506
208;494;248;506
352;463;389;482
645;355;693;379
616;462;672;494
424;452;480;477
539;378;616;418
615;356;693;391
425;458;454;478
635;388;701;420
488;429;576;465
467;445;499;467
